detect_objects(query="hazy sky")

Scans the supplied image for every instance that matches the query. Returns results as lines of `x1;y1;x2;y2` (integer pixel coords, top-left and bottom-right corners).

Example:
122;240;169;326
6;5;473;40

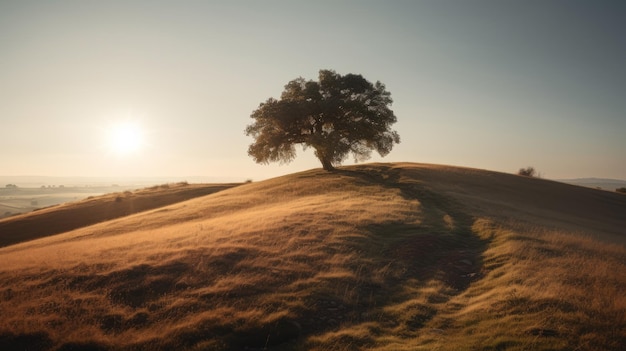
1;0;624;180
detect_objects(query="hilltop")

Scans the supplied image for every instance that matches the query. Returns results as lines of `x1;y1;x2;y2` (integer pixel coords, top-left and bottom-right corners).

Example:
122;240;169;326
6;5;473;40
0;163;624;350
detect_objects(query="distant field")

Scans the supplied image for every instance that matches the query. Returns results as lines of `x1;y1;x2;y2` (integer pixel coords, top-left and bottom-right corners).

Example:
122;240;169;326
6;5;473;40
0;163;624;350
0;182;241;247
0;186;136;219
558;178;626;192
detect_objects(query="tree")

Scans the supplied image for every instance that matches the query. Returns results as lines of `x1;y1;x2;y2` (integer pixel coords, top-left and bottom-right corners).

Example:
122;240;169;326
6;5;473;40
518;167;536;177
245;69;400;171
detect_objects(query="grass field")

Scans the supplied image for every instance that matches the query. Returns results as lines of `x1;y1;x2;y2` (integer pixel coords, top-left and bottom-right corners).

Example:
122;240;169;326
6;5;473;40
0;182;240;248
0;163;624;350
0;185;137;220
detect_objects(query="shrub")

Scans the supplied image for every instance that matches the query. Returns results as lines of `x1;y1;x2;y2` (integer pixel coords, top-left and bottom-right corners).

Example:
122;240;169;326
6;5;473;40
616;187;626;194
518;167;536;177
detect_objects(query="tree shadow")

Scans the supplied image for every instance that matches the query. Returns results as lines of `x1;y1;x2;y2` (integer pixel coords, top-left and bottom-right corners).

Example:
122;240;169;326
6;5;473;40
326;165;489;332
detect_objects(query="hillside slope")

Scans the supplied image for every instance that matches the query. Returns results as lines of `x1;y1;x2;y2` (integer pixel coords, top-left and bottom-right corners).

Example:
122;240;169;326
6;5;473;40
0;163;624;350
0;182;240;248
391;163;625;242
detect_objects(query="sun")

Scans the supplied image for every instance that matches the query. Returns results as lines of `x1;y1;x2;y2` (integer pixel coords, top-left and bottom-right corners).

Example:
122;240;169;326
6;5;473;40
106;121;144;155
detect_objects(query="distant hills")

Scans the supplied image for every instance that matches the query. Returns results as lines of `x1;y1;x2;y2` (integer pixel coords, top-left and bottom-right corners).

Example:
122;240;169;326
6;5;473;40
558;178;626;191
4;175;625;191
0;175;242;188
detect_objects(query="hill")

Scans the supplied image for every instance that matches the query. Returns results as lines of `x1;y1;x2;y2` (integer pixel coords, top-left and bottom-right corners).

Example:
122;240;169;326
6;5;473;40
558;178;626;192
0;182;241;248
0;163;624;350
0;184;139;220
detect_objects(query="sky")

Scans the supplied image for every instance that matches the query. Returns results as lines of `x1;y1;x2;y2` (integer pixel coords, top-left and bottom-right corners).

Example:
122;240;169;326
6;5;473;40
1;0;624;181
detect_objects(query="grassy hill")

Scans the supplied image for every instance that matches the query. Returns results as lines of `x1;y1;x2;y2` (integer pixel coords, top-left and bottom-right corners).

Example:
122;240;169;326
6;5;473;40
0;163;624;350
0;182;241;248
0;185;141;220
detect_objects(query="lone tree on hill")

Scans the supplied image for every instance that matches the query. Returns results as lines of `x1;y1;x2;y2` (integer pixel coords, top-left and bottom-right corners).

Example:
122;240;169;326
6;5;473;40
245;69;400;171
518;166;537;177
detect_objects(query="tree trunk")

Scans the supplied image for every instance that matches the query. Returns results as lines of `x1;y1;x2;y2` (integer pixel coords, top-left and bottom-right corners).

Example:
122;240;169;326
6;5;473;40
314;146;335;171
320;157;335;171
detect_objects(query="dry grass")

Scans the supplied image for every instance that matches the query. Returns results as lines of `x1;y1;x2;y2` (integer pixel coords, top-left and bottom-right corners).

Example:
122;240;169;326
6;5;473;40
0;182;240;248
0;163;624;350
360;219;626;351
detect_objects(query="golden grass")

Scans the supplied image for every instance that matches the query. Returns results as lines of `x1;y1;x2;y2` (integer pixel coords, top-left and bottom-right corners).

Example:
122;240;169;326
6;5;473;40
0;163;624;350
364;220;626;351
0;182;240;248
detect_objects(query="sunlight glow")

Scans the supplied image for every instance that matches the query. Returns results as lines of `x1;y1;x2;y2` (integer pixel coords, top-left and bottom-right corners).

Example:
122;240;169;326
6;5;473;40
106;121;144;155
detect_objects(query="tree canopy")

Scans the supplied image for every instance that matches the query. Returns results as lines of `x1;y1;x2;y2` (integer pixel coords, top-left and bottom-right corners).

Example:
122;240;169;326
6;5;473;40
245;69;400;171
